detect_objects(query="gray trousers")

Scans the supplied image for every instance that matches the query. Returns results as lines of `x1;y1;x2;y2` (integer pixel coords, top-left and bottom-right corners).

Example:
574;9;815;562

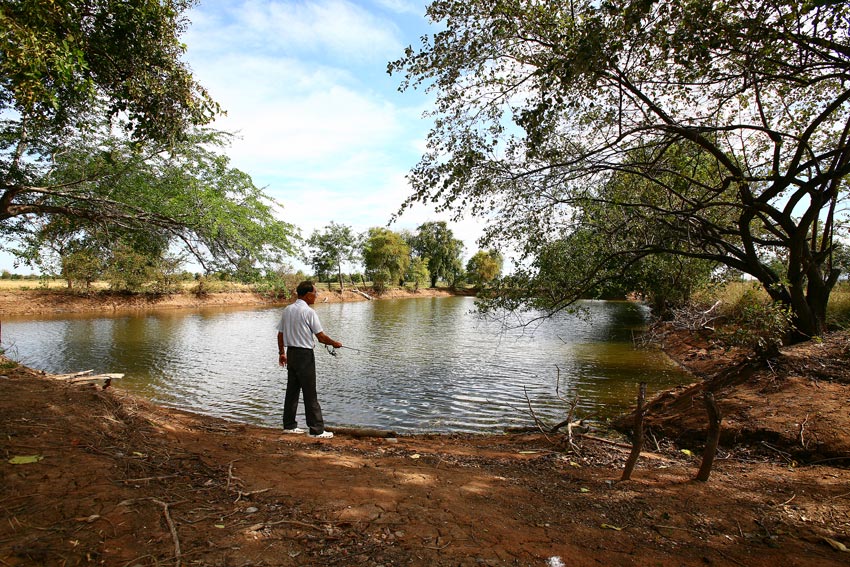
282;347;325;435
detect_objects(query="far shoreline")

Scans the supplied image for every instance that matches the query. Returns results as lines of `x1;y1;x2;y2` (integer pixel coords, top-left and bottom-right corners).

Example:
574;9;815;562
0;286;463;318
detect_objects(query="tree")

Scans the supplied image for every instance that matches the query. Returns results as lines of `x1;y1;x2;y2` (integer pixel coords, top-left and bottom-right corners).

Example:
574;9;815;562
361;227;410;293
466;249;502;289
411;221;464;288
391;0;850;341
0;0;218;144
0;2;292;277
61;250;102;289
406;256;431;292
4;121;296;274
305;222;360;292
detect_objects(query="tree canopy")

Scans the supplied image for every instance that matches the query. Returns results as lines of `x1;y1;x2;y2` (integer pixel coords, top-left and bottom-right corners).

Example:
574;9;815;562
391;0;850;340
466;249;502;289
0;0;218;143
0;1;298;275
411;221;465;288
361;227;411;292
4;119;296;274
305;222;360;291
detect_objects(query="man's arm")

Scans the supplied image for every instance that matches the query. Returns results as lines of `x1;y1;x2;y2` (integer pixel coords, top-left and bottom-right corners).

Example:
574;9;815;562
277;331;287;366
316;331;342;349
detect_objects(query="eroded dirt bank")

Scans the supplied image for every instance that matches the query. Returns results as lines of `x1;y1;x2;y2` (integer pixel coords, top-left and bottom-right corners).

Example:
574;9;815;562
0;287;457;317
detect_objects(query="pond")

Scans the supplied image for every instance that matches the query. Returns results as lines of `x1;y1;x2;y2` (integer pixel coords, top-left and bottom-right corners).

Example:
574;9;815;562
1;296;691;433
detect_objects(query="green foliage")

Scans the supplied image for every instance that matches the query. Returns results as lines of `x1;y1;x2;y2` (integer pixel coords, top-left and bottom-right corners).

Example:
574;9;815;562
718;290;793;359
61;250;102;289
406;256;431;292
0;3;296;280
305;222;360;291
102;246;158;292
3;123;296;275
0;0;218;143
391;0;850;340
466;249;502;289
411;221;464;288
253;264;304;301
361;227;410;293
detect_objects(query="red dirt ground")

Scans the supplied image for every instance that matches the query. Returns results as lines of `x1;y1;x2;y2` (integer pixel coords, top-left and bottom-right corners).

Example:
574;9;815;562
1;303;849;566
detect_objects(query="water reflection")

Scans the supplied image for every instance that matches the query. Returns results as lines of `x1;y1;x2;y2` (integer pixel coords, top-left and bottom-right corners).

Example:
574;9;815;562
1;297;691;432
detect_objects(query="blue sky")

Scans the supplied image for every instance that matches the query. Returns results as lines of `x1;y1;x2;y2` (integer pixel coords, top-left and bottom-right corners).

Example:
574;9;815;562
1;0;484;274
183;0;481;271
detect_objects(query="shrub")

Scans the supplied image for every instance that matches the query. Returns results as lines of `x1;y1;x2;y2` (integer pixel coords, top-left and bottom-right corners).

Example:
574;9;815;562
718;289;793;359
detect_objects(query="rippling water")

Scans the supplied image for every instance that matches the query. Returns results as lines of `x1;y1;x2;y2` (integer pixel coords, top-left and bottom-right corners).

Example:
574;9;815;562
1;296;691;432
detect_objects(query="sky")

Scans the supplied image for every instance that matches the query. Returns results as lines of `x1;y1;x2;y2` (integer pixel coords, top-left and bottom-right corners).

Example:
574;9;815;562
1;0;484;274
182;0;482;271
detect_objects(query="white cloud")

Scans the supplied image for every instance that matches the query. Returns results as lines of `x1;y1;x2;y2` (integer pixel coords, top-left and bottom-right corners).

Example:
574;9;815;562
183;0;487;266
188;0;403;63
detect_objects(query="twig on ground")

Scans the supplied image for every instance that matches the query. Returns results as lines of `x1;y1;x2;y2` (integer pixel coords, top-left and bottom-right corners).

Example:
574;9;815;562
422;540;452;550
234;488;271;503
799;414;810;449
263;518;328;532
227;460;242;490
523;386;553;444
121;474;180;484
151;499;181;567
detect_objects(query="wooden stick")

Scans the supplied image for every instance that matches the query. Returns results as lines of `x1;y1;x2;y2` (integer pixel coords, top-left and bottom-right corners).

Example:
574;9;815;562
151;499;181;567
621;382;647;481
696;392;722;482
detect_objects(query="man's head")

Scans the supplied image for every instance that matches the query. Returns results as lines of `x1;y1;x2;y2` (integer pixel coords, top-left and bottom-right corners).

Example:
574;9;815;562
296;281;317;303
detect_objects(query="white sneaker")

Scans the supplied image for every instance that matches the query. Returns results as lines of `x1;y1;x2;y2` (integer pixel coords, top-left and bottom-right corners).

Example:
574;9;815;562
283;428;306;434
309;431;334;439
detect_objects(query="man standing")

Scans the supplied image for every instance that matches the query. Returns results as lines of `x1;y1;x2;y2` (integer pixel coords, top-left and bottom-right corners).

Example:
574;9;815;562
276;281;342;439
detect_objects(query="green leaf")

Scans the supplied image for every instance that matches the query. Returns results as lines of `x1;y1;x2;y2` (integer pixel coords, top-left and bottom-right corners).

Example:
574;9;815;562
9;455;44;465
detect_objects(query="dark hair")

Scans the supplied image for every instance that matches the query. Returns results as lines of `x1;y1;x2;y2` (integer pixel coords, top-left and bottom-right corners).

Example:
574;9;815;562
296;281;315;297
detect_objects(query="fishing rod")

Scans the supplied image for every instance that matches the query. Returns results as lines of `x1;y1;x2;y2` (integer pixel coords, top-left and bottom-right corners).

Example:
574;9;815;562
325;344;366;356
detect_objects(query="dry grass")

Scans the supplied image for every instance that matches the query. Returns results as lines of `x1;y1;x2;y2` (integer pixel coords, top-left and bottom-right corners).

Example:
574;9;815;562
691;279;850;331
827;281;850;328
0;278;260;294
0;278;77;290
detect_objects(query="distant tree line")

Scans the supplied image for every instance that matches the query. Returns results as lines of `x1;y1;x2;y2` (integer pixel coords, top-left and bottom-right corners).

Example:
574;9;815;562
305;220;503;294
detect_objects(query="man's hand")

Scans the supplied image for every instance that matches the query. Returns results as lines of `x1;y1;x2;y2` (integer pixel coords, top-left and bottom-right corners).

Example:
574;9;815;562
278;352;287;367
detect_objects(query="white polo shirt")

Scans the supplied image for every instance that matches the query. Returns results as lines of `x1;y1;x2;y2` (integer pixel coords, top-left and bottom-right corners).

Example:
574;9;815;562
276;299;323;349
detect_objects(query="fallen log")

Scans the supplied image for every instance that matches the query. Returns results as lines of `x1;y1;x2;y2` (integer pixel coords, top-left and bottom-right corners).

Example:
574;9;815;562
50;370;124;390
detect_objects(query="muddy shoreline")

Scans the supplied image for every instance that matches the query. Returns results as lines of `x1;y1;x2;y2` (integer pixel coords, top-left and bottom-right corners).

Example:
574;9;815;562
1;290;849;565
